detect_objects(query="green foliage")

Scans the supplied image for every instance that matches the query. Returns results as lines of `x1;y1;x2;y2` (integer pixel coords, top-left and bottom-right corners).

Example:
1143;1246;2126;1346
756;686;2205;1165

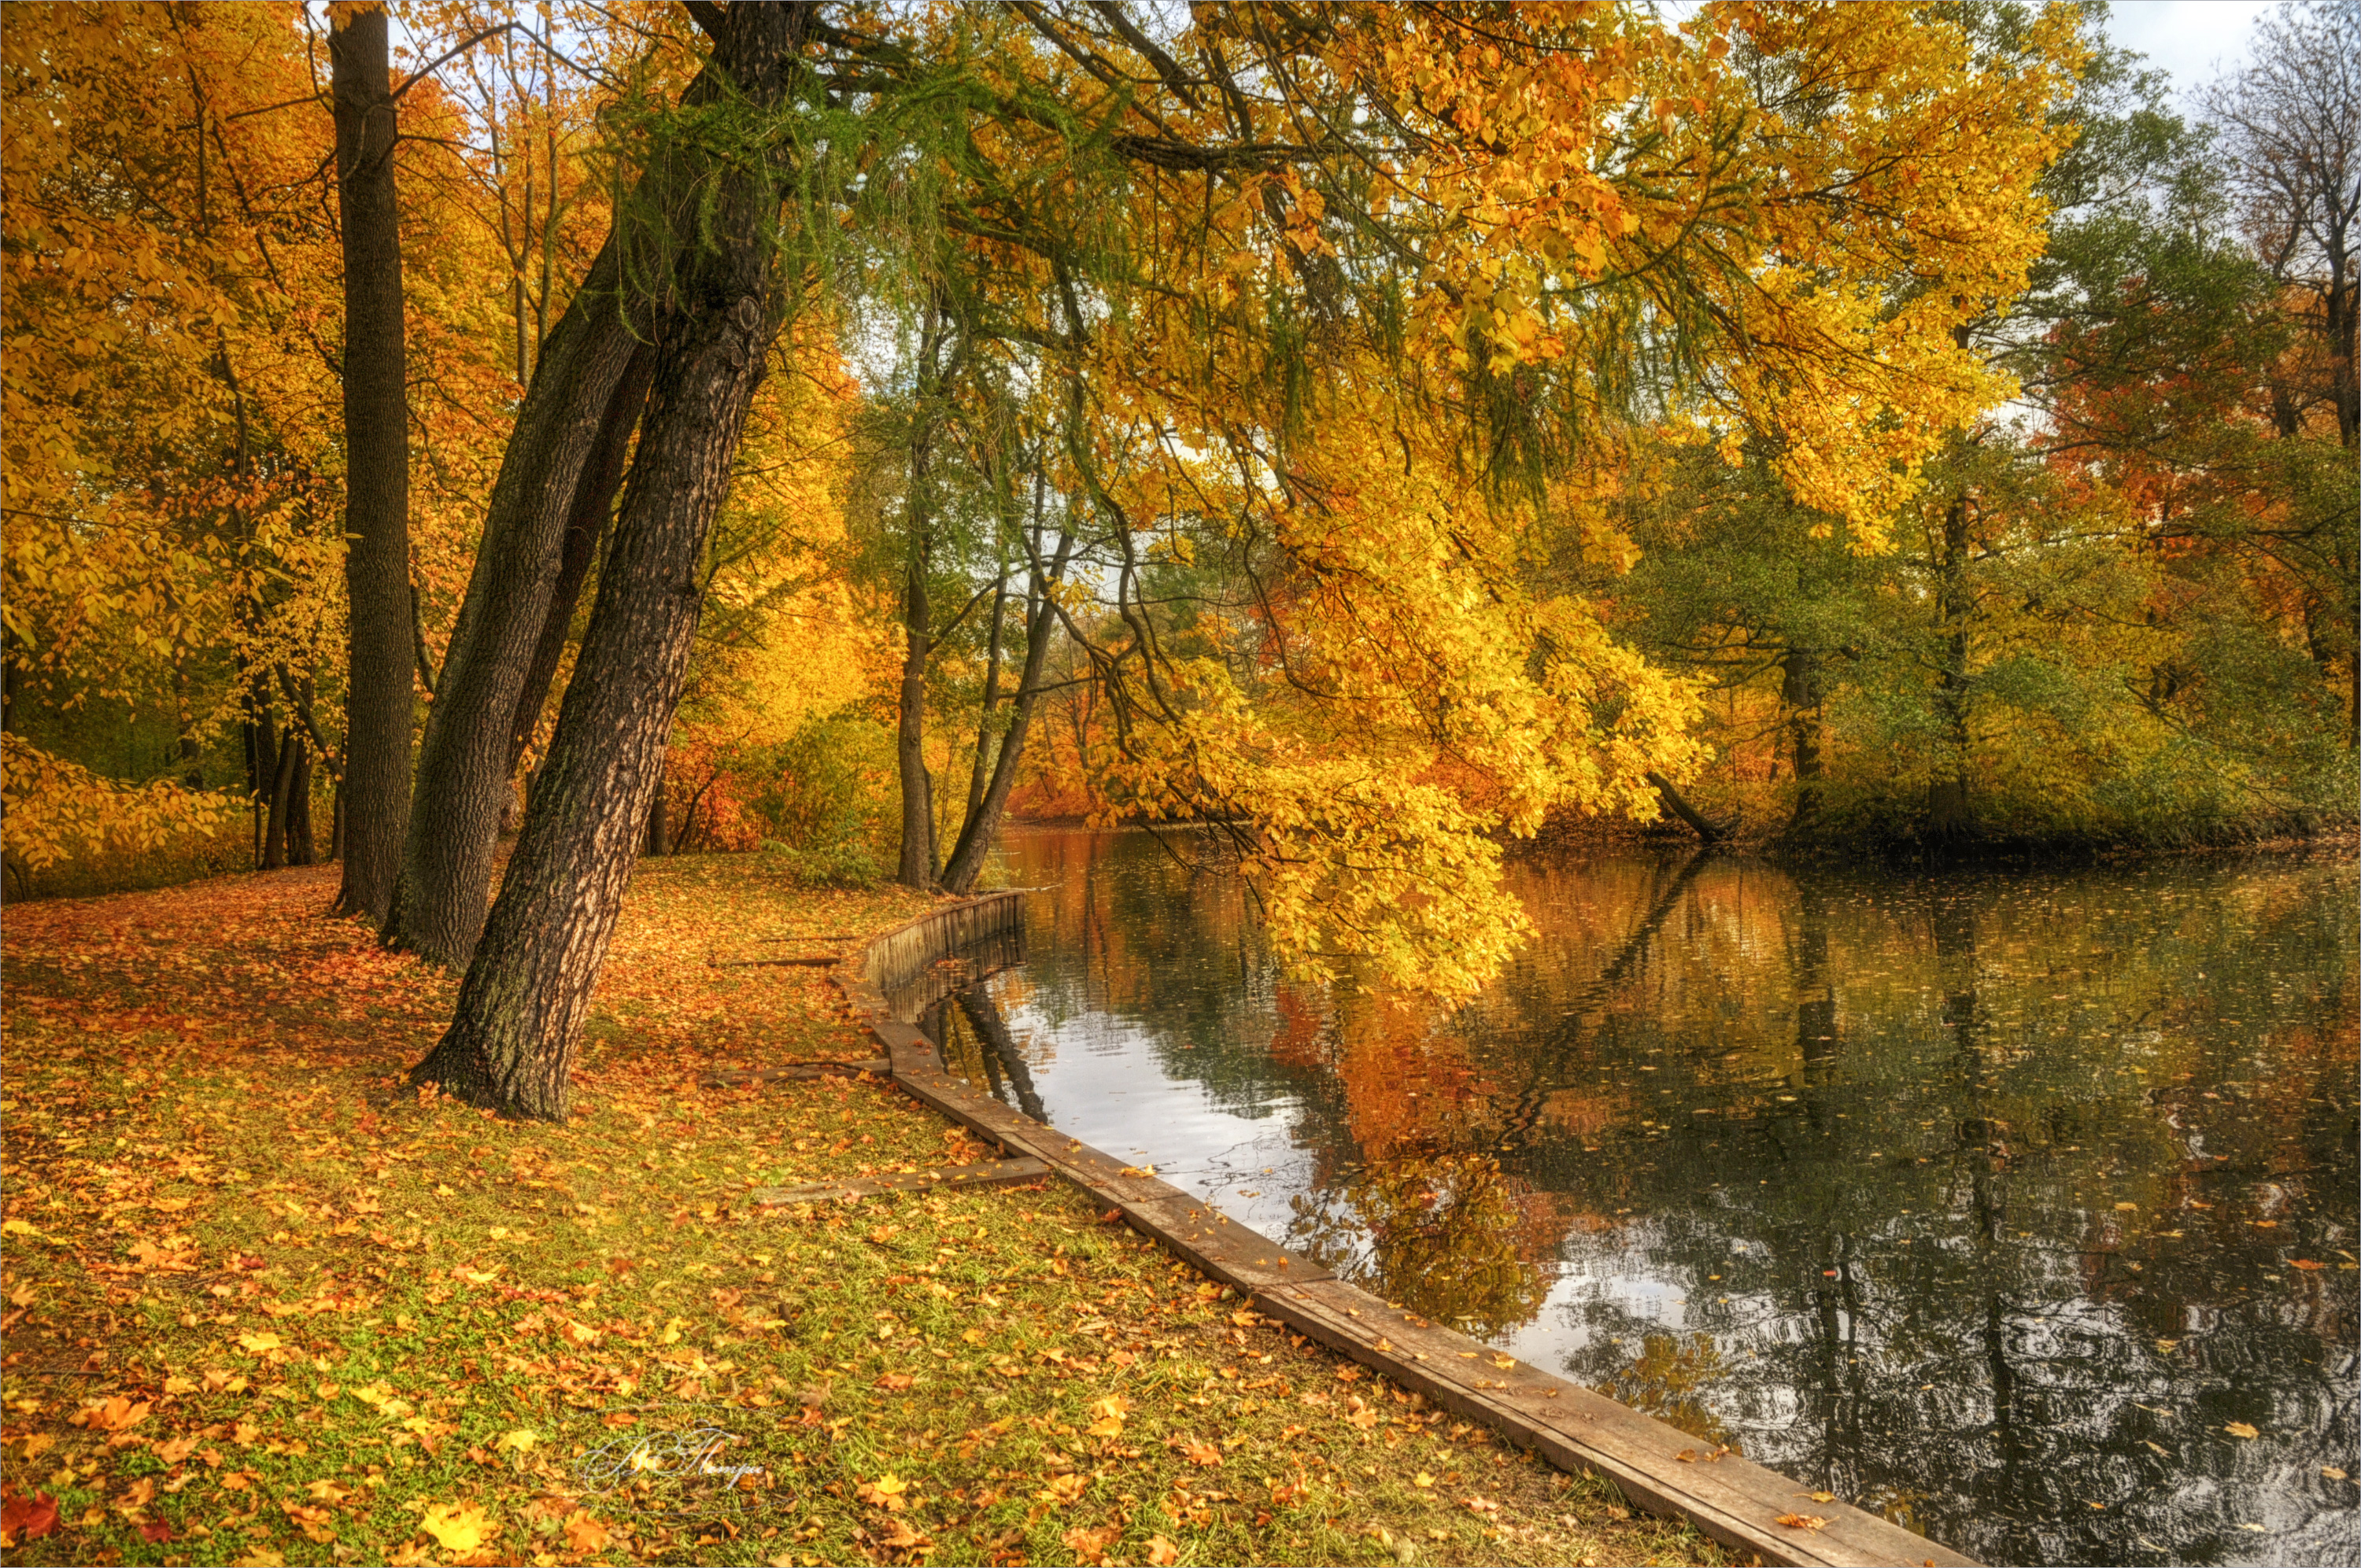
753;715;900;884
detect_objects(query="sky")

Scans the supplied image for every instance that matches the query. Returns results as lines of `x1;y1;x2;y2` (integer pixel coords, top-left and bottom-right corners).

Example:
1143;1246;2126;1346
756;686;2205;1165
2098;0;2278;104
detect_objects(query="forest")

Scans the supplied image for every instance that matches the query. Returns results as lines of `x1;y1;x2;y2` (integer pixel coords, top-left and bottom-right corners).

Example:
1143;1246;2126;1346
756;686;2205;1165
2;6;2355;1566
4;0;2356;1087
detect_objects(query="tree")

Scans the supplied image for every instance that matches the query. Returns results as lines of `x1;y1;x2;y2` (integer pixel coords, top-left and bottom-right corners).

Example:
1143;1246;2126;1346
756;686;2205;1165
327;3;414;924
407;2;816;1117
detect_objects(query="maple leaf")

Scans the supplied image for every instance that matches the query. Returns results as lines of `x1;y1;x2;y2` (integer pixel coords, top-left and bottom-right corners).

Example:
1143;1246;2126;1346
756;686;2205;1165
2;1489;59;1545
562;1511;612;1553
1775;1514;1831;1530
857;1474;911;1512
236;1331;282;1353
420;1501;493;1552
1183;1441;1221;1467
1147;1536;1181;1566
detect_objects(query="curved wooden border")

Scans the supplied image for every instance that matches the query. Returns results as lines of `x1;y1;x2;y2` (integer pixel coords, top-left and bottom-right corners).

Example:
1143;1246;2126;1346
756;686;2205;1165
836;892;1976;1568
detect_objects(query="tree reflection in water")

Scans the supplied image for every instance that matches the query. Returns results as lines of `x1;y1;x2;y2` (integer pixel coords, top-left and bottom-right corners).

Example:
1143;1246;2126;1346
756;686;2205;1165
940;830;2359;1566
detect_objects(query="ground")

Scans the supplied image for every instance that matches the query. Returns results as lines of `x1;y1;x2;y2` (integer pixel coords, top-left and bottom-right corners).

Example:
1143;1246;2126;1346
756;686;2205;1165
0;854;1725;1568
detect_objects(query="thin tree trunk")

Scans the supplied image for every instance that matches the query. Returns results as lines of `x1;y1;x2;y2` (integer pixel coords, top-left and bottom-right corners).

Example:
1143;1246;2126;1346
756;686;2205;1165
329;6;413;924
263;726;296;869
1645;769;1725;844
407;3;807;1120
1927;494;1975;839
1782;646;1824;836
963;568;1008;829
645;784;670;858
941;538;1073;892
896;529;936;887
287;736;316;865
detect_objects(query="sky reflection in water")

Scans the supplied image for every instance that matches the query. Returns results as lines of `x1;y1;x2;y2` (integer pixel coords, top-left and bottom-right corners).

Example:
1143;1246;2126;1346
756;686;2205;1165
914;828;2359;1567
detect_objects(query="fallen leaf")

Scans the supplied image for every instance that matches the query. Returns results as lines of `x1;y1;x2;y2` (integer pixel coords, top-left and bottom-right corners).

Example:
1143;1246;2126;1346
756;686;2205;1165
498;1428;541;1452
857;1474;911;1512
138;1520;174;1544
2224;1422;2259;1440
2289;1260;2326;1271
1063;1523;1120;1562
874;1372;914;1392
1413;1472;1435;1488
1038;1472;1090;1506
236;1331;282;1353
1184;1440;1221;1467
2;1490;60;1544
1775;1514;1831;1530
1147;1535;1181;1566
1801;1490;1838;1503
420;1501;493;1553
562;1511;611;1553
2324;1467;2348;1481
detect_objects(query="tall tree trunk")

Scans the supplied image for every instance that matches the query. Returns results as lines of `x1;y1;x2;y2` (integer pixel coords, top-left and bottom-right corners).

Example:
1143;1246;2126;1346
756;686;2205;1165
940;540;1073;892
407;3;807;1120
263;725;296;869
1782;646;1824;836
645;784;670;858
383;245;646;966
896;526;936;887
963;569;1008;828
328;6;413;924
505;341;657;777
287;736;316;865
1927;494;1975;839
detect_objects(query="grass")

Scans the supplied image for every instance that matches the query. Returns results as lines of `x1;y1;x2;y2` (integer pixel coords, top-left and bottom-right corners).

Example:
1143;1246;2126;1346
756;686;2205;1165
0;854;1727;1568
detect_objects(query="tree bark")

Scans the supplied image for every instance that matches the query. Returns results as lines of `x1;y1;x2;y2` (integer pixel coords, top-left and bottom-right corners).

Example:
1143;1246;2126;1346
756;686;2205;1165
263;728;297;870
1927;494;1975;839
382;242;645;965
286;736;316;865
1781;646;1824;836
896;528;936;887
408;3;808;1120
505;341;657;777
328;6;413;924
940;540;1072;892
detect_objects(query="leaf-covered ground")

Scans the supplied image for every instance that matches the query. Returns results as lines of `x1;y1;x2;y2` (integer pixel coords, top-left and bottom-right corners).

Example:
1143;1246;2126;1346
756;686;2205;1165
0;855;1724;1567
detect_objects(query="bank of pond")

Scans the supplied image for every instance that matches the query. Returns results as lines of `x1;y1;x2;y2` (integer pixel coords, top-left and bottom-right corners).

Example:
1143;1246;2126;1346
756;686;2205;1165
915;828;2357;1568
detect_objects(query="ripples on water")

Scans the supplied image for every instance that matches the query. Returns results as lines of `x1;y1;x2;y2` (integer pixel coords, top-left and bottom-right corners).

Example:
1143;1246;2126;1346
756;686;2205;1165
907;828;2359;1566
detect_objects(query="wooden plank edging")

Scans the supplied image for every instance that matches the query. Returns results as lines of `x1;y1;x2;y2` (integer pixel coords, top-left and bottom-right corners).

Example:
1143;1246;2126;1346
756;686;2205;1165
832;893;1975;1568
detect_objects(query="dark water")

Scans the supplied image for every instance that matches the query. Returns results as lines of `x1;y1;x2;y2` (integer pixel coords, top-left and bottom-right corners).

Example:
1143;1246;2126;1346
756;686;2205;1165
918;828;2360;1566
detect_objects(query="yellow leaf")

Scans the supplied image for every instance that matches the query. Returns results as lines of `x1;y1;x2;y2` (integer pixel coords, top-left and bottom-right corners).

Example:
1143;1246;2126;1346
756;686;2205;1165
236;1332;281;1353
2224;1422;2260;1440
419;1501;493;1553
1147;1537;1180;1567
498;1428;541;1452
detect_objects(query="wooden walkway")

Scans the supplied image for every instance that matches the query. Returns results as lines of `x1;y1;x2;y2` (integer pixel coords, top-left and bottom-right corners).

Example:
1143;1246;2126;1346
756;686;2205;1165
834;893;1974;1568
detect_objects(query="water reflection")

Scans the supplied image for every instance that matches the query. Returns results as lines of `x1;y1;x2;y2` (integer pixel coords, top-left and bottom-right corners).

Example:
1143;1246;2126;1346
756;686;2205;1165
937;830;2359;1566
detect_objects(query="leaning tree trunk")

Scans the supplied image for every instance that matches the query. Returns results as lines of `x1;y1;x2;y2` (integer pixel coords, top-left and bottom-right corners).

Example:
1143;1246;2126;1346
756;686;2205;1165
940;558;1070;892
328;5;413;924
382;244;646;966
408;4;807;1120
504;341;657;777
895;485;936;888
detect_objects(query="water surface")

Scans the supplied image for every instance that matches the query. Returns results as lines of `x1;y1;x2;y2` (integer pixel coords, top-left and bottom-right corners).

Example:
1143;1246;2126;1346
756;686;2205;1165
918;828;2359;1566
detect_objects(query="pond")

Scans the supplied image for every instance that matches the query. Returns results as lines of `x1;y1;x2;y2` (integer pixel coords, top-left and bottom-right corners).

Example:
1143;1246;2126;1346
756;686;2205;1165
913;827;2359;1567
